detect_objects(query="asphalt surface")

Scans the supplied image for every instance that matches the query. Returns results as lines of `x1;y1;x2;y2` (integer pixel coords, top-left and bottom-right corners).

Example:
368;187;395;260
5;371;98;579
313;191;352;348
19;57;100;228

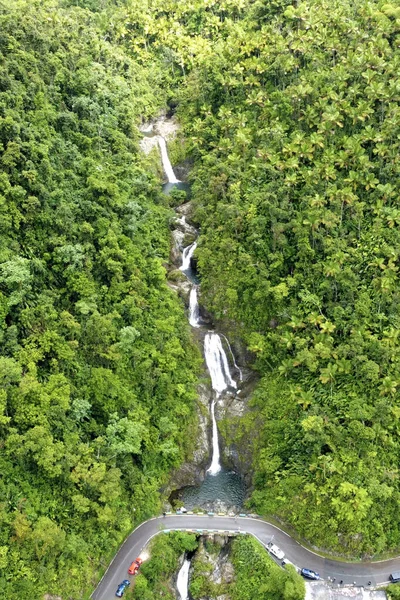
91;514;400;600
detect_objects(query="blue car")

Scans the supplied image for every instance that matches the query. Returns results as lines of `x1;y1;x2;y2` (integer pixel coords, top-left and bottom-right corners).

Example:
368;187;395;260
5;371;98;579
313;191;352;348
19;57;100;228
116;579;130;597
301;568;320;580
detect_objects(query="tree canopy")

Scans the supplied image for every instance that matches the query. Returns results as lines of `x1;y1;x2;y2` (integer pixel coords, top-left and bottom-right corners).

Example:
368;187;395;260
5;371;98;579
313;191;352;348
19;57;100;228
0;1;200;597
164;0;400;556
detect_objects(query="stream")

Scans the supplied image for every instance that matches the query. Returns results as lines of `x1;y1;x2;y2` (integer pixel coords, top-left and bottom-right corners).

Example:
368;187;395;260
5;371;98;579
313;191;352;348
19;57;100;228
176;558;191;600
155;129;245;513
143;123;246;598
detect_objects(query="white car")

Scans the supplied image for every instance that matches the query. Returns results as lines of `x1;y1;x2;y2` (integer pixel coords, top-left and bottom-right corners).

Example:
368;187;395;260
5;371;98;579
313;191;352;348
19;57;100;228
267;543;285;560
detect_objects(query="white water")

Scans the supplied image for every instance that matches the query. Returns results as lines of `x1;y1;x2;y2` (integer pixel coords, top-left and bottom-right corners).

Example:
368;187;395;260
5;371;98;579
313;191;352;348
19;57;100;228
204;332;237;476
189;286;201;328
158;136;180;183
204;333;237;395
208;400;221;475
176;559;190;600
220;333;243;381
180;241;197;271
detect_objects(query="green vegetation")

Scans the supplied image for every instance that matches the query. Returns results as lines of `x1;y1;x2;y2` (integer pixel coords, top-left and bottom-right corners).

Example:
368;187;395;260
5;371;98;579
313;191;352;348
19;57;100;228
131;532;198;600
0;1;200;598
189;539;229;599
164;0;400;556
230;536;305;600
3;0;400;596
387;584;400;600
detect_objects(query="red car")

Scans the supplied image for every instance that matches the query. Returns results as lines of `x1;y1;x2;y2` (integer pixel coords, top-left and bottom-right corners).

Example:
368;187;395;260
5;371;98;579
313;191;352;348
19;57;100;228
128;557;143;576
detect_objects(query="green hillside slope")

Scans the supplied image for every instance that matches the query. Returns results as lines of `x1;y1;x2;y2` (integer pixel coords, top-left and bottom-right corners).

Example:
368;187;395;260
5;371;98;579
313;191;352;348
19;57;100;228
0;1;199;597
172;0;400;555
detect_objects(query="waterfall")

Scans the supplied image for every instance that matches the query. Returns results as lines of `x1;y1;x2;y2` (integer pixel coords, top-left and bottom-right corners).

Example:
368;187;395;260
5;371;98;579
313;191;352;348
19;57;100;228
220;333;243;382
204;332;237;475
208;400;221;475
176;558;191;600
142;123;247;512
180;242;197;271
204;333;237;395
158;136;180;183
189;286;201;328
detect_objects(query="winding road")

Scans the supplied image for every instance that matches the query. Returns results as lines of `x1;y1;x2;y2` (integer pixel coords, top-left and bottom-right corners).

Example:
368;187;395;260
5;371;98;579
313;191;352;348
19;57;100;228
91;513;399;599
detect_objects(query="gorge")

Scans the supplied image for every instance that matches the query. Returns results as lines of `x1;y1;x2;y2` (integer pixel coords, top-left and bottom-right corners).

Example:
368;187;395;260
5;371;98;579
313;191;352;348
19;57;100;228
154;123;247;514
3;2;400;599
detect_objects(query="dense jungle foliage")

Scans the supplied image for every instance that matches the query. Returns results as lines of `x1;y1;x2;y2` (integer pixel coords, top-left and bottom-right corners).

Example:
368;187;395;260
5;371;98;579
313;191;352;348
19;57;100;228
3;0;400;596
166;0;400;555
0;1;201;598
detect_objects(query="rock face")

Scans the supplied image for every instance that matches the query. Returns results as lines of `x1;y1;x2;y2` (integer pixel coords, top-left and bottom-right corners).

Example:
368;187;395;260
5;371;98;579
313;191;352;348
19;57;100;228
139;114;180;156
214;377;257;486
170;208;197;271
165;382;211;497
187;536;234;600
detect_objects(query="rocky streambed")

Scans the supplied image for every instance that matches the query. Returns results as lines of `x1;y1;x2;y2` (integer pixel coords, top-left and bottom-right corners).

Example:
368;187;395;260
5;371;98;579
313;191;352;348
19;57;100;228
166;198;257;514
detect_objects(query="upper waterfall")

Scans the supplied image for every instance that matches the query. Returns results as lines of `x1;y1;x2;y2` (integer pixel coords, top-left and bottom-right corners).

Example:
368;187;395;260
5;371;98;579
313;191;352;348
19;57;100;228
158;136;180;183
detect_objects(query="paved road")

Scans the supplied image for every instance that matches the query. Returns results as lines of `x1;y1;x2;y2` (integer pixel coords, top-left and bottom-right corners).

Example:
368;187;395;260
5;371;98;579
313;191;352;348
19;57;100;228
91;514;400;600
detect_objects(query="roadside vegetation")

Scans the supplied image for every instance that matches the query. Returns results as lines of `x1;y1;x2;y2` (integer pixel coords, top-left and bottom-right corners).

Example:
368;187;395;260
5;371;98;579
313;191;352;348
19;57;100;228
130;532;198;600
387;584;400;600
230;536;305;600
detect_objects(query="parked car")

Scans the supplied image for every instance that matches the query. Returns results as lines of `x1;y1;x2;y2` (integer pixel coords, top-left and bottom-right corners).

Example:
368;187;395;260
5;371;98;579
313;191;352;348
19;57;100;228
301;568;320;580
267;543;285;561
116;579;130;597
128;557;143;575
389;572;400;583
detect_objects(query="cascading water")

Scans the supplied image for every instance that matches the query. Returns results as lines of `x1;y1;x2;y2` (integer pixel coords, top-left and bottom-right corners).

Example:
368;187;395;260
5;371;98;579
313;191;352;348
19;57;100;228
204;333;237;395
208;400;221;475
158;136;180;184
204;333;236;475
188;286;201;328
180;242;197;272
176;558;191;600
148;126;245;511
220;333;243;382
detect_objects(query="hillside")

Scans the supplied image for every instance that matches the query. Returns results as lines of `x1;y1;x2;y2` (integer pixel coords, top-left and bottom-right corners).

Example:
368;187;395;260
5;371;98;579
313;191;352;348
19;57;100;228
2;0;400;598
0;1;199;598
172;0;400;555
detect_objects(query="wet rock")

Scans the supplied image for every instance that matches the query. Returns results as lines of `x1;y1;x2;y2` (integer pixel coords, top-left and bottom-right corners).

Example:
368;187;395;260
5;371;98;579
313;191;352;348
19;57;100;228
139;122;154;134
170;230;185;266
167;275;191;304
174;159;193;182
165;383;211;495
189;537;234;600
170;211;197;269
154;115;180;139
139;135;159;155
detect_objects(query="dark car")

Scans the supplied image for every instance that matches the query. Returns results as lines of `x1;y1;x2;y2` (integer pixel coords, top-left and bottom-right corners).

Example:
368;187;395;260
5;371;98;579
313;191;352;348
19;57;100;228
301;568;320;580
116;579;130;597
390;572;400;583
